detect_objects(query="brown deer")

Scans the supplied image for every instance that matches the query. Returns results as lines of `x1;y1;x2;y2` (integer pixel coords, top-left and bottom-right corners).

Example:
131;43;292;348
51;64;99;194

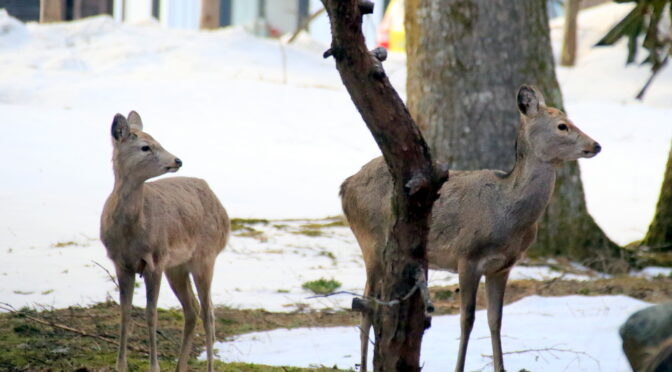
100;112;230;372
340;86;601;372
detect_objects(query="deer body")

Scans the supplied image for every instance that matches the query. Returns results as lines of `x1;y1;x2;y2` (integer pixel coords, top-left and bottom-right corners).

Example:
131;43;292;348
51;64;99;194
100;112;229;372
340;86;601;372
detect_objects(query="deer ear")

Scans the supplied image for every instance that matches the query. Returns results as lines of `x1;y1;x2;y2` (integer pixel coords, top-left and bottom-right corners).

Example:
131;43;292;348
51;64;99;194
127;110;143;131
111;113;130;141
517;85;545;117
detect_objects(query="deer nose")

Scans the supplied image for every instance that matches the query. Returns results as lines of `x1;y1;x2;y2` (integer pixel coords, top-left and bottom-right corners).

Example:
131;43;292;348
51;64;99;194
175;158;182;167
594;143;601;154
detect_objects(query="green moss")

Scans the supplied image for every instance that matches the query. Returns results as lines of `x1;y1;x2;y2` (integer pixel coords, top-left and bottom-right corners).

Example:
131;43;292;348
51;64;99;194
293;229;323;237
230;218;269;231
302;278;341;295
51;241;79;248
434;289;453;301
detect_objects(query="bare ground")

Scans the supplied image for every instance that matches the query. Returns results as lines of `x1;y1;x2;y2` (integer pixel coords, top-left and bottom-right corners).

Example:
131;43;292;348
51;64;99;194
1;275;671;371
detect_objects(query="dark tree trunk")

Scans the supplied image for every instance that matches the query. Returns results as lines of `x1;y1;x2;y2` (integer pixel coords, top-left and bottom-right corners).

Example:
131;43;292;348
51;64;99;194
321;1;447;370
405;0;627;272
560;0;580;66
643;141;672;251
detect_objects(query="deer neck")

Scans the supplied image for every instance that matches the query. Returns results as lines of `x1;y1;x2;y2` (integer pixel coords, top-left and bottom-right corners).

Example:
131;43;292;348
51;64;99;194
109;175;146;228
505;136;557;227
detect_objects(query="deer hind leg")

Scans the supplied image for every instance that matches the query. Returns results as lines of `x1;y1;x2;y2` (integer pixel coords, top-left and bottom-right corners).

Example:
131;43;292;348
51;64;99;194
485;270;509;372
455;262;482;372
144;269;163;372
166;265;200;372
358;279;373;372
116;267;136;372
193;261;217;372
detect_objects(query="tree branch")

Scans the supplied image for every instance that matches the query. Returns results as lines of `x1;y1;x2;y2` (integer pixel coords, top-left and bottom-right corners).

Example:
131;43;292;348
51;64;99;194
321;0;447;370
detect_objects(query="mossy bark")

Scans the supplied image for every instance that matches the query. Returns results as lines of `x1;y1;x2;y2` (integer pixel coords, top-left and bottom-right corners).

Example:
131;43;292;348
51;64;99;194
405;0;627;272
642;141;672;251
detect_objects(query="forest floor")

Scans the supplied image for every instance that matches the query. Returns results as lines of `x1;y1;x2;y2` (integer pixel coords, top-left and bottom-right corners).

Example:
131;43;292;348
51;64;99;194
2;271;671;371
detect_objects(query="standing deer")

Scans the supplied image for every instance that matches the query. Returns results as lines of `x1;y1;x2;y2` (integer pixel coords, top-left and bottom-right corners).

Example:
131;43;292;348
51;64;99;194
100;112;230;372
340;86;602;372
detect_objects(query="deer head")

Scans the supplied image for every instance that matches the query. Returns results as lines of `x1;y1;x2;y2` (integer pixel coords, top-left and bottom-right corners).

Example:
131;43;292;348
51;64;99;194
110;111;182;183
516;85;601;163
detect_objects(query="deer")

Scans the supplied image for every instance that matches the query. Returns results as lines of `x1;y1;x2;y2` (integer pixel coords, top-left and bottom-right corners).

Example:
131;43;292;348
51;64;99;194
340;86;602;372
100;111;230;372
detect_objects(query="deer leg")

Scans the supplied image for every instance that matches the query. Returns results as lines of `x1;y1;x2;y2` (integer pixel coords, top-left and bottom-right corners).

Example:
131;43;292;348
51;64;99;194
455;262;481;372
144;269;163;372
193;263;216;372
166;266;200;372
485;270;509;372
115;267;135;372
358;279;373;372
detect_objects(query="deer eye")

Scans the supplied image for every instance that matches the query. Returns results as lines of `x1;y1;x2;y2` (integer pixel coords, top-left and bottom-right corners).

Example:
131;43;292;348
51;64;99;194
557;124;568;131
141;145;151;152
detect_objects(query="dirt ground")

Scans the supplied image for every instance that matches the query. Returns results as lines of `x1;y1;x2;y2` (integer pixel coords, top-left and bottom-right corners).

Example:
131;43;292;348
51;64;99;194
1;275;671;371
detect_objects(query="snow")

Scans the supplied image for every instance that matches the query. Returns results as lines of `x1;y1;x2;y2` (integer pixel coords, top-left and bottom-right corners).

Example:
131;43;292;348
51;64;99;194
0;2;668;369
0;1;668;308
208;295;649;372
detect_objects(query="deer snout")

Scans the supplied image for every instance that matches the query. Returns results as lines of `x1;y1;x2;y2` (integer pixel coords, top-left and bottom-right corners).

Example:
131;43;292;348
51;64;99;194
582;142;601;158
175;158;182;168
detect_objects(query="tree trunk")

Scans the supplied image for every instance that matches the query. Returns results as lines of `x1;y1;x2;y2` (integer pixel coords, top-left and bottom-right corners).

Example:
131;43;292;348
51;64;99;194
321;1;447;370
200;0;220;30
406;0;627;272
40;0;63;23
642;141;672;251
560;0;580;66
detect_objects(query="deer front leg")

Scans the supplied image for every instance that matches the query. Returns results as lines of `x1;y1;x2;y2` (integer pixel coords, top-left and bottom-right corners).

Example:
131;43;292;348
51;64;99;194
144;269;163;372
193;264;216;372
485;270;510;372
116;267;136;372
455;262;481;372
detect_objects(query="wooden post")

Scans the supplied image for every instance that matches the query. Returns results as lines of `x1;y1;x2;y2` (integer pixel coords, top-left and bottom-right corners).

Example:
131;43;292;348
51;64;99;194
560;0;580;66
321;0;447;370
40;0;63;23
200;0;221;30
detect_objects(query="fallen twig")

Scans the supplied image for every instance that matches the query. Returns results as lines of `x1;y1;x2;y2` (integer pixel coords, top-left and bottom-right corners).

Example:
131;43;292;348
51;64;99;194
92;260;119;291
481;345;600;370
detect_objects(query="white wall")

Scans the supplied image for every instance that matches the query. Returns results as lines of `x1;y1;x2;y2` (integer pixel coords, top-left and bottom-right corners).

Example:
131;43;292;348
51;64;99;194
266;0;299;35
113;0;153;23
161;0;200;29
231;0;258;30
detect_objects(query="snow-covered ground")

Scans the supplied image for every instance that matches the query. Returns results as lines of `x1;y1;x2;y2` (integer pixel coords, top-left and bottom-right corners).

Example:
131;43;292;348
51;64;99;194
0;2;670;370
210;295;649;372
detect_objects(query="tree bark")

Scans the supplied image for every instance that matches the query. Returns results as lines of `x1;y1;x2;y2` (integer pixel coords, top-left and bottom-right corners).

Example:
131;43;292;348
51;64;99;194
40;0;63;23
560;0;580;66
200;0;220;30
406;0;626;272
321;1;447;370
642;141;672;251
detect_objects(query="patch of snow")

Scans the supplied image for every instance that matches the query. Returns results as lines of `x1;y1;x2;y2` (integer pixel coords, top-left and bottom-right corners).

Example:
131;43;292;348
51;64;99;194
208;295;649;372
632;266;672;279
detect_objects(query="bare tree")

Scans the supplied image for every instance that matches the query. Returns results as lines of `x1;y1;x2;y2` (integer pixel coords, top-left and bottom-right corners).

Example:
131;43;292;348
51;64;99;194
321;1;447;370
40;0;63;23
200;0;220;30
405;0;626;272
560;0;581;66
